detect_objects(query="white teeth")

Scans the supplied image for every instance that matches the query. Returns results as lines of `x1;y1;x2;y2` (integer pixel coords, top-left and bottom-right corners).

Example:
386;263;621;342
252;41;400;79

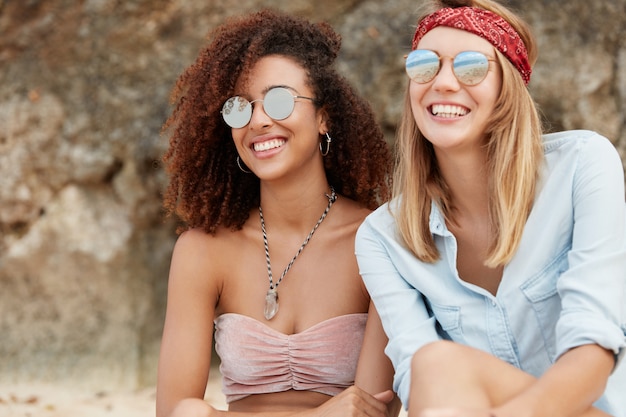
431;104;468;118
254;139;285;152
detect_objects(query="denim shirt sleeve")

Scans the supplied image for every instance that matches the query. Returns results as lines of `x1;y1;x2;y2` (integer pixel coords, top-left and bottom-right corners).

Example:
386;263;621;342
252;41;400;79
551;131;626;365
355;207;440;407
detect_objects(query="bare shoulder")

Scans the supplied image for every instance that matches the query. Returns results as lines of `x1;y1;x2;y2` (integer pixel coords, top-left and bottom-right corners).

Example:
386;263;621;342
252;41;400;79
171;228;223;269
168;227;243;292
319;196;373;253
332;196;373;231
173;226;245;255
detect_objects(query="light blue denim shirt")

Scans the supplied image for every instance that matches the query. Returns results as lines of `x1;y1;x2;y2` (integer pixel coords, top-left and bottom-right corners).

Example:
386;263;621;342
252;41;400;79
356;130;626;416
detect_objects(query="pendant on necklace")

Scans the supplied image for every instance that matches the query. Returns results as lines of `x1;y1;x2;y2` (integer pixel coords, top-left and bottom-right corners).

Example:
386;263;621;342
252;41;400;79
264;288;279;320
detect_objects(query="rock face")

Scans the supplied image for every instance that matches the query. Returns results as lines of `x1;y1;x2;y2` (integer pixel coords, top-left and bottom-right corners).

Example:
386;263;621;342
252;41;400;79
1;0;624;390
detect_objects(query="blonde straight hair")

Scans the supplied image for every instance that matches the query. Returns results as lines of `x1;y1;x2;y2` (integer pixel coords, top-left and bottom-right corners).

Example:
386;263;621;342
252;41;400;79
392;0;544;267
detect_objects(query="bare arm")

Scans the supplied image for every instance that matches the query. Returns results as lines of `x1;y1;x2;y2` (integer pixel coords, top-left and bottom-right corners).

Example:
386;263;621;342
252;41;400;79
156;230;219;417
356;301;402;417
495;344;614;417
408;341;613;417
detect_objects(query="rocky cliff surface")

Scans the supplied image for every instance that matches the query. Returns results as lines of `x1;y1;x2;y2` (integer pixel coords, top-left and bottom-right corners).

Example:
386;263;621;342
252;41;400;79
1;0;624;390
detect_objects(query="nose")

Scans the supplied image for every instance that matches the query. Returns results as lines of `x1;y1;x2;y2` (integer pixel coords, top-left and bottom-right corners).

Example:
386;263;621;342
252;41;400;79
431;60;460;92
248;100;272;129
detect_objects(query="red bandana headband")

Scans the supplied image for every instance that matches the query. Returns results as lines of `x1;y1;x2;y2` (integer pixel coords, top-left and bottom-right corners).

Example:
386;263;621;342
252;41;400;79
412;7;531;85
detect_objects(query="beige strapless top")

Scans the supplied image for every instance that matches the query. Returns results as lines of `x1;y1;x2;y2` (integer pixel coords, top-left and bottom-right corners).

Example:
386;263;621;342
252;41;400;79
213;313;368;403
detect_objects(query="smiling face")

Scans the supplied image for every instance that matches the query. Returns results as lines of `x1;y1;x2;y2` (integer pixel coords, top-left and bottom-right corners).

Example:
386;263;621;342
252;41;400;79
409;26;502;157
230;55;327;183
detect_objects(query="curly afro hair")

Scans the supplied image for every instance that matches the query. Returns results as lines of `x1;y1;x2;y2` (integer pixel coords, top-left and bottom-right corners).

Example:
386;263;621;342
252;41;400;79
162;9;392;234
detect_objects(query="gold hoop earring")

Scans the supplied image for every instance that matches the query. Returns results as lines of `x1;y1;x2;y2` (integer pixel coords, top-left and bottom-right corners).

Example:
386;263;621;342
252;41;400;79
320;132;332;156
237;156;251;173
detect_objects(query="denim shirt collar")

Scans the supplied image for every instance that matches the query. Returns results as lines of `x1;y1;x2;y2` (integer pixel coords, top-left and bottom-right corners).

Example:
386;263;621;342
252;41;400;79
429;201;449;237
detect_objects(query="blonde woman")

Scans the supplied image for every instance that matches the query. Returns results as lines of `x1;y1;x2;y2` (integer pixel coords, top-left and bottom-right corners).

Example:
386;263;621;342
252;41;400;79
356;0;626;416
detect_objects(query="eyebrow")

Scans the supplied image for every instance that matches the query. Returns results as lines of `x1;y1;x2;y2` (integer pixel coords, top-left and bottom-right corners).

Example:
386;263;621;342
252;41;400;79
234;85;301;100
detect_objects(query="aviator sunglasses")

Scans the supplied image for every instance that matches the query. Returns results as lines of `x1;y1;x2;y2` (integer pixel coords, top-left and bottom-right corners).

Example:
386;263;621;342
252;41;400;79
221;87;315;128
405;49;496;86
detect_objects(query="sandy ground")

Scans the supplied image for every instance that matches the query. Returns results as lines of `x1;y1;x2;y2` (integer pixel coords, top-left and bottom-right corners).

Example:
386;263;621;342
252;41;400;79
0;370;407;417
0;370;226;417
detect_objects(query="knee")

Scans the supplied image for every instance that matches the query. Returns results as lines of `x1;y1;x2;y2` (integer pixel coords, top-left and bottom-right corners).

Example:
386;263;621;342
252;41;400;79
411;340;462;374
169;398;213;417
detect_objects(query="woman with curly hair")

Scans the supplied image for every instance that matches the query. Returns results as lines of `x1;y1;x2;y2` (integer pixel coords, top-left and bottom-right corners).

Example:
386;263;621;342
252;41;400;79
356;0;626;416
156;9;398;417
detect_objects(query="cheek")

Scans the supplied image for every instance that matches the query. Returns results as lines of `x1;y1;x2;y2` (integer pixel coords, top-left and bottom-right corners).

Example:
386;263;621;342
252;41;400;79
291;108;323;137
231;130;246;151
482;70;502;106
475;85;500;112
409;83;427;121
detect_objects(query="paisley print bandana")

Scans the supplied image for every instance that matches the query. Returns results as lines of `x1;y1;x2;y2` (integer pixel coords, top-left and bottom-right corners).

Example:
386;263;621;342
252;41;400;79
412;7;532;85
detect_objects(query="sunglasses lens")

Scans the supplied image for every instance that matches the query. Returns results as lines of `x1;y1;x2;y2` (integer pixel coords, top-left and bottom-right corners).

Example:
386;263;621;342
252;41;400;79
406;50;440;83
264;87;295;120
453;51;490;86
222;96;251;128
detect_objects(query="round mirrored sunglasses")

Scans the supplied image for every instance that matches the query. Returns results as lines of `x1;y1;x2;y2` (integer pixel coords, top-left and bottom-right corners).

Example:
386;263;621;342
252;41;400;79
405;50;495;86
221;87;315;129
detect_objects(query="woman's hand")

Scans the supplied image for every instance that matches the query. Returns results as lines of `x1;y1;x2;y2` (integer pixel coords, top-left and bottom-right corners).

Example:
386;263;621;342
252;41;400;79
165;389;394;417
311;386;394;417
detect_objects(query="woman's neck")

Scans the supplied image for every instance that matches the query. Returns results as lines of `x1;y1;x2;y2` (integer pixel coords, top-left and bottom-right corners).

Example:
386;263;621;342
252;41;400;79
436;149;489;217
259;179;334;233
